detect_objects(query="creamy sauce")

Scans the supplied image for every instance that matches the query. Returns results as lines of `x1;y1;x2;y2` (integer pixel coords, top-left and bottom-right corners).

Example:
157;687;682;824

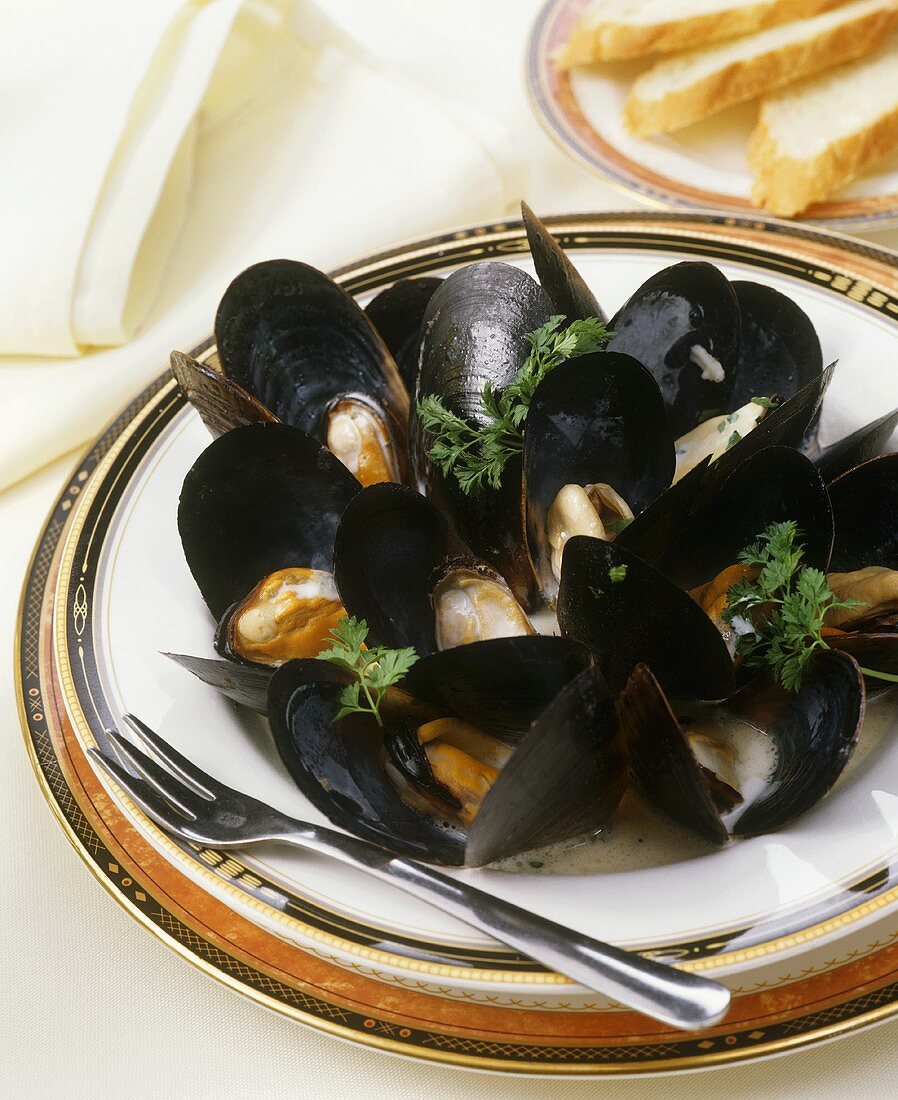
491;704;778;875
488;690;898;875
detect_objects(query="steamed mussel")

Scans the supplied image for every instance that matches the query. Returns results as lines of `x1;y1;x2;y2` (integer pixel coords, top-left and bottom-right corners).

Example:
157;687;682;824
166;204;898;871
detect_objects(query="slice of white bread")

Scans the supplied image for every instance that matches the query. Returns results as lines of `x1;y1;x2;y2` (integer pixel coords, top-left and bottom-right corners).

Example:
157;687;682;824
557;0;848;66
623;0;898;137
749;36;898;215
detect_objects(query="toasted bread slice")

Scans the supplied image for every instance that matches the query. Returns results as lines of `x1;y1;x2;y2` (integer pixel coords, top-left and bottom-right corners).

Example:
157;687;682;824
623;0;898;136
557;0;849;66
749;37;898;215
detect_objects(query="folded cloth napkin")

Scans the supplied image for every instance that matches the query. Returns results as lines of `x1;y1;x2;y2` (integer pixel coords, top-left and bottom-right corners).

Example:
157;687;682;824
0;0;518;490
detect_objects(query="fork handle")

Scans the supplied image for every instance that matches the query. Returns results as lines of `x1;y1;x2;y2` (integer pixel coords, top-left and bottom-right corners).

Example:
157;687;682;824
282;823;730;1031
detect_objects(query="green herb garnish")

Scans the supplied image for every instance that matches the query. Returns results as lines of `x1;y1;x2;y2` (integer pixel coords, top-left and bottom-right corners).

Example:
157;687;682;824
417;315;611;494
317;616;419;725
609;564;628;583
726;430;742;450
589;584;604;600
751;395;777;409
722;521;898;691
606;516;634;535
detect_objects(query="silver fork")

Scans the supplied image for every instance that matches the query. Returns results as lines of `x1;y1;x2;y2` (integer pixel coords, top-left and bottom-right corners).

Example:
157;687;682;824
88;714;731;1031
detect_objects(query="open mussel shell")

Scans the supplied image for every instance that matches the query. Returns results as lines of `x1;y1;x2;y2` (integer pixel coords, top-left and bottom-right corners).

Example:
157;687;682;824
523;352;674;600
170;351;278;437
636;446;834;590
268;661;466;865
520;201;606;322
165;652;273;713
333;483;448;656
364;277;442;395
406;635;593;742
728;651;865;836
618;364;836;563
214;259;409;474
179;423;360;620
557;536;734;700
813;408;898;482
413;261;554;606
617;665;729;845
829;453;898;571
465;667;626;866
606;262;740;438
727;281;822;413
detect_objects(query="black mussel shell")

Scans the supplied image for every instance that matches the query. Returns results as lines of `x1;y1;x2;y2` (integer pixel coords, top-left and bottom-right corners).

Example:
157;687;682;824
830;454;898;571
170;351;278;437
164;653;272;713
617;665;729;845
382;717;462;812
619;365;836;561
466;667;626;866
635;446;834;589
607;262;740;437
557;537;734;700
333;483;448;656
814;409;898;482
406;635;593;742
214;259;409;451
364;277;442;395
268;661;466;865
523;352;675;599
414;262;554;606
729;651;864;836
415;261;554;434
727;281;822;413
179;423;359;619
829;632;898;676
520;201;606;322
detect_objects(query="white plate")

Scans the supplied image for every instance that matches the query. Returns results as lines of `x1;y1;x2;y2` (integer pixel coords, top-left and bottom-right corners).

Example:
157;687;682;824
55;213;898;998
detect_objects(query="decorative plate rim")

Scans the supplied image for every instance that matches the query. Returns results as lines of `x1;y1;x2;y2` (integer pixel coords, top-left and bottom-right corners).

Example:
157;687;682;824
18;211;898;1074
525;0;898;231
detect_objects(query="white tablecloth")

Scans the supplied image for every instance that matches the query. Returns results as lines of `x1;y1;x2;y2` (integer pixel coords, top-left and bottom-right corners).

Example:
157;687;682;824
5;2;898;1095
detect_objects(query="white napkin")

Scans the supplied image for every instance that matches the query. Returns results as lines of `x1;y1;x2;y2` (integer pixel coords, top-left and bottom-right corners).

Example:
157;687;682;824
0;0;517;490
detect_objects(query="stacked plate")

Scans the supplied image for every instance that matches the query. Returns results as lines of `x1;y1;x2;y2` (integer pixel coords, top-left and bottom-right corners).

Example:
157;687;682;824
19;213;898;1075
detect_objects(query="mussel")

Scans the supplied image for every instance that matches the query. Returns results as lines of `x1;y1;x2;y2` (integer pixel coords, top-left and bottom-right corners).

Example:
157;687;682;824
823;453;898;673
557;536;734;700
728;281;823;414
178;423;359;684
606;262;740;438
431;558;534;650
365;276;442;395
213;260;410;485
170;350;277;437
520;201;606;323
333;482;449;656
522;352;674;602
268;641;623;867
617;652;865;841
619;366;836;566
630;446;834;592
413;261;555;606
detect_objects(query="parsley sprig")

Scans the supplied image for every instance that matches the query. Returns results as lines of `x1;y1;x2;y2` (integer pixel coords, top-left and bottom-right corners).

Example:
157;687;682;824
317;616;419;725
417;315;611;495
723;521;898;691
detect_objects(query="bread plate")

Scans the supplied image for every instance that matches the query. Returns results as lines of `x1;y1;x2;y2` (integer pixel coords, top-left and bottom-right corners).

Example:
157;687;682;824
527;0;898;230
17;211;898;1073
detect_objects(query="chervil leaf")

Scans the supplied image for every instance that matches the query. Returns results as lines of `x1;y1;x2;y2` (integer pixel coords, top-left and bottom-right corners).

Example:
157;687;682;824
722;522;887;691
317;616;420;725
